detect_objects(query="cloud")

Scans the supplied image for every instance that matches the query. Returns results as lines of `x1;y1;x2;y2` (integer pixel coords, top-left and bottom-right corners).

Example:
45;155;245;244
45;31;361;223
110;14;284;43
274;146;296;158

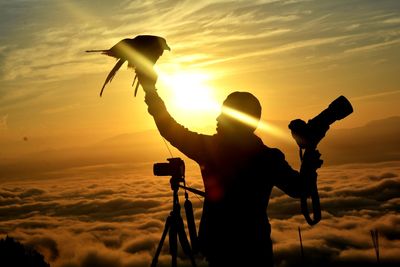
269;161;400;266
18;188;46;198
123;235;159;254
0;114;8;131
80;250;123;267
0;197;162;222
350;90;400;101
1;0;400;85
26;236;60;261
41;104;81;115
383;17;400;24
344;39;400;54
1;160;400;266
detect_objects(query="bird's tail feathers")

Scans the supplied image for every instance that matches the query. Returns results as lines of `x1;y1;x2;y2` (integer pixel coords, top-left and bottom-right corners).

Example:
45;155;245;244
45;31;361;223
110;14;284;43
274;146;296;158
99;59;125;97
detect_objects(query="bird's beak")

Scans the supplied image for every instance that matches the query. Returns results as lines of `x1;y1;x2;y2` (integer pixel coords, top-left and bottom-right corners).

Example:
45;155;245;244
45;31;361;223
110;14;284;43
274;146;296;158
165;44;171;51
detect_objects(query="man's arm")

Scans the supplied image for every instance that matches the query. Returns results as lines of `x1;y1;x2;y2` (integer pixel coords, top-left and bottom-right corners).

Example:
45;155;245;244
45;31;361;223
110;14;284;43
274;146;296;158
272;149;322;198
138;70;209;162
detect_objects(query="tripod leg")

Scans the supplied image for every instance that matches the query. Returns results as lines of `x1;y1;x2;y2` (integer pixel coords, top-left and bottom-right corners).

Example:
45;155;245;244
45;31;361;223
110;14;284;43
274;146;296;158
151;215;171;267
177;215;197;267
169;211;179;267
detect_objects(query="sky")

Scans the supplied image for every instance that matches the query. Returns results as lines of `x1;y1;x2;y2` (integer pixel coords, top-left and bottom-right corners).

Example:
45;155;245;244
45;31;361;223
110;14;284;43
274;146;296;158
1;0;400;266
0;0;400;150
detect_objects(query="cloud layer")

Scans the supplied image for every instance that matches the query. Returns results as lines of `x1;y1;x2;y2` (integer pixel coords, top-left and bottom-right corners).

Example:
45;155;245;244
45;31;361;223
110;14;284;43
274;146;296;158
1;160;399;266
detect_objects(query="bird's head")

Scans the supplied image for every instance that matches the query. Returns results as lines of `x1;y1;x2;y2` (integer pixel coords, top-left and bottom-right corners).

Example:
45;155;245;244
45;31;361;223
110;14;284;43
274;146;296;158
159;37;171;51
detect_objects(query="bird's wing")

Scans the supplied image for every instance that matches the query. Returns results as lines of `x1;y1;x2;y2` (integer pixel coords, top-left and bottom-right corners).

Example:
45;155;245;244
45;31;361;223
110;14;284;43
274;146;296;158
100;59;125;97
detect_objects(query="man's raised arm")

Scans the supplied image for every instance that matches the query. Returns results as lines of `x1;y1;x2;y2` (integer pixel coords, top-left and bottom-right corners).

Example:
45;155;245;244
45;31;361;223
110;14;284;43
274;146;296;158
137;70;208;162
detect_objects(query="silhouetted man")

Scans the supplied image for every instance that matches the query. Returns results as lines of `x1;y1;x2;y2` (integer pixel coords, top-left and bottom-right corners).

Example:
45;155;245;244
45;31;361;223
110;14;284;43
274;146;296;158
138;70;321;267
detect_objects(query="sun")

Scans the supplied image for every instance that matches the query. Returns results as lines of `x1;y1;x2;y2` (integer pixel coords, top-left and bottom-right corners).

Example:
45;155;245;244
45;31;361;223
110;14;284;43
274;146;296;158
157;69;221;129
159;70;219;112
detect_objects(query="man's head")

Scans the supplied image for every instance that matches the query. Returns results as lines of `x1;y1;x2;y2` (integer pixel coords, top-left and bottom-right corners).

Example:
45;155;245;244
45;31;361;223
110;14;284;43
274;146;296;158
216;91;262;135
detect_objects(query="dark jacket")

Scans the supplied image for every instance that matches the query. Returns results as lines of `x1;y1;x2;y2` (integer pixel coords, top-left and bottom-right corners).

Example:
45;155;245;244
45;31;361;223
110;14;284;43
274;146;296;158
145;91;309;266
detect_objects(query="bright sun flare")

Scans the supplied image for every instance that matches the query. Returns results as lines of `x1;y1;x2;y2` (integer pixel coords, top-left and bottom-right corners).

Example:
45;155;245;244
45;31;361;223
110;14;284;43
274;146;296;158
159;71;220;113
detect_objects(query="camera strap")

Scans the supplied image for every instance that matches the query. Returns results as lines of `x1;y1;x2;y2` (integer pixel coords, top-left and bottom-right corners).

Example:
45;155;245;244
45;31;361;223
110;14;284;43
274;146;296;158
300;184;321;226
182;179;200;254
184;195;199;253
299;148;321;226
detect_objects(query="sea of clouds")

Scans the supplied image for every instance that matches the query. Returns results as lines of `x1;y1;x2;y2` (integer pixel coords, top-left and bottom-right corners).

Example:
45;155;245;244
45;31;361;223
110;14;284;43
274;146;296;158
1;160;399;267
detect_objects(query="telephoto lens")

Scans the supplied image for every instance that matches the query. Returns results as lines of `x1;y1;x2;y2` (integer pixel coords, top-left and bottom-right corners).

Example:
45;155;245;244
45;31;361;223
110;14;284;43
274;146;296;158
289;95;353;149
309;95;353;127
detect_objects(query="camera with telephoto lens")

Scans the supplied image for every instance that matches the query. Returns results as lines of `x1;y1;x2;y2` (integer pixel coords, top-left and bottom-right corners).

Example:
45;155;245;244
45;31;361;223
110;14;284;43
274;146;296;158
289;95;353;150
153;157;185;178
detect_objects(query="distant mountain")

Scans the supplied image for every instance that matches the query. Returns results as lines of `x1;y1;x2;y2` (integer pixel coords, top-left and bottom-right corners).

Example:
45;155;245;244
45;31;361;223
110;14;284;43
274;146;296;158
318;116;400;164
258;116;400;165
1;117;399;179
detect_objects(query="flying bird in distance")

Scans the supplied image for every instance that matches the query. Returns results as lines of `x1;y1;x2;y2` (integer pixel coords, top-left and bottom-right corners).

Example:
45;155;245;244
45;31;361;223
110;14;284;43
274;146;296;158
86;35;170;97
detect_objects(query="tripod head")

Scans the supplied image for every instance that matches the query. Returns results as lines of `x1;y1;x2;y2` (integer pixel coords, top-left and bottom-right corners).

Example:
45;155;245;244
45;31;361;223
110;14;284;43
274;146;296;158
154;157;185;191
153;157;205;197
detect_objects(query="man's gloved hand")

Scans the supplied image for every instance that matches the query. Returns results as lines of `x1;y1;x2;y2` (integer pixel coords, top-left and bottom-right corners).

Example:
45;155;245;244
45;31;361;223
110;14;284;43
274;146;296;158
136;68;158;93
301;149;323;172
299;149;322;197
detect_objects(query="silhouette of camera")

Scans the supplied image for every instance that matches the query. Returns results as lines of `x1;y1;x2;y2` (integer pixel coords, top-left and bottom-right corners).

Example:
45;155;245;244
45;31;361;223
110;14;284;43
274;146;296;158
289;95;353;150
153;157;185;178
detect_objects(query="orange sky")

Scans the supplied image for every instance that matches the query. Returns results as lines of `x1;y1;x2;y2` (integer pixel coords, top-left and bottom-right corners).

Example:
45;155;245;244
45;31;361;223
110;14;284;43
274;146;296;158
0;2;400;266
0;0;399;154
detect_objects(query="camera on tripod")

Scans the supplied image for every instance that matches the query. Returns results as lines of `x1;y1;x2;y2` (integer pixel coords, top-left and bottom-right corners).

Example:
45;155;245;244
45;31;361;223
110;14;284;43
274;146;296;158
289;95;353;150
151;157;204;267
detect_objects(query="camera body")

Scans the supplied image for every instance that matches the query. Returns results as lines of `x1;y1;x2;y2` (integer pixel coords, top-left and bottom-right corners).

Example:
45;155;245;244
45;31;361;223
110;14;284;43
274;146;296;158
289;95;353;149
289;95;353;226
153;157;185;178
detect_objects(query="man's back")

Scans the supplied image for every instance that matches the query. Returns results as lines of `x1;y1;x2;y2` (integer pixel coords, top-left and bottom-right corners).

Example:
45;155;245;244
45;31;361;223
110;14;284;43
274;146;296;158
196;133;278;266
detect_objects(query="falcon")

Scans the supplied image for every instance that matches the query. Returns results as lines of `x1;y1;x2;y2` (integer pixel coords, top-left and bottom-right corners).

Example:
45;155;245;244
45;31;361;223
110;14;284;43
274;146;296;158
86;35;170;97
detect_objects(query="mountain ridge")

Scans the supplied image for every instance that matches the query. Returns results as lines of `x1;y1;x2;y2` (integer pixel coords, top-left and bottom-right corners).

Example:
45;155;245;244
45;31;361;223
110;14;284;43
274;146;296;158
1;116;399;179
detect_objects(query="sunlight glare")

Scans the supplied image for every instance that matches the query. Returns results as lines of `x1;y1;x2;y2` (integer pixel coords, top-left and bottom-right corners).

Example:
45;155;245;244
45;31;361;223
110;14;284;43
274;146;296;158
159;70;220;113
222;106;292;141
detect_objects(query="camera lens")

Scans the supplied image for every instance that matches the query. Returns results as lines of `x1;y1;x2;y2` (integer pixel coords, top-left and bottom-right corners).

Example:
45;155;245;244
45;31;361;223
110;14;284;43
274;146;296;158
153;163;171;176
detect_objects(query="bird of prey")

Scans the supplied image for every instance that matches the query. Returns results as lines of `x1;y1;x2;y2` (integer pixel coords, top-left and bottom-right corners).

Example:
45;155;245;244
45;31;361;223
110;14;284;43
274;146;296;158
86;35;170;97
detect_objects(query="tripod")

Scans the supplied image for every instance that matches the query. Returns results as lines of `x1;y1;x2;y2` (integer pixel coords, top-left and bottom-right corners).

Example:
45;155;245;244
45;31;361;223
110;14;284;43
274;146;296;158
151;175;201;267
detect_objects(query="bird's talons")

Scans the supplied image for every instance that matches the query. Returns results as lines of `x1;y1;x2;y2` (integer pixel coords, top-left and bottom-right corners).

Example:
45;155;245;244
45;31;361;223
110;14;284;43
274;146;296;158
134;77;140;97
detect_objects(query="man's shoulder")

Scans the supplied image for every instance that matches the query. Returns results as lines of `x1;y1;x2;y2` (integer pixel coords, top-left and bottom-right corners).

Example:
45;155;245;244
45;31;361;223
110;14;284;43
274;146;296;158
261;144;286;161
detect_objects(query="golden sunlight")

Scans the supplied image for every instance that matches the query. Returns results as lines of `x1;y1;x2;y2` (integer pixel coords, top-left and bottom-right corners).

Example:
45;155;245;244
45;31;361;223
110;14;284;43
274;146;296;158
159;70;220;113
222;106;292;142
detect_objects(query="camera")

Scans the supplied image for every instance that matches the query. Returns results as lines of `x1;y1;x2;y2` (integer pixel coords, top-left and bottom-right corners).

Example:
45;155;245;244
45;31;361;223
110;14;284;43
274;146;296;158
153;157;185;178
289;95;353;149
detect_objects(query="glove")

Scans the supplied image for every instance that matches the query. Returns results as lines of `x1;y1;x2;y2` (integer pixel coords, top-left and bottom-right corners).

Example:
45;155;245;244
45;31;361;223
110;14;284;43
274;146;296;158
136;68;158;93
301;149;323;172
299;149;322;197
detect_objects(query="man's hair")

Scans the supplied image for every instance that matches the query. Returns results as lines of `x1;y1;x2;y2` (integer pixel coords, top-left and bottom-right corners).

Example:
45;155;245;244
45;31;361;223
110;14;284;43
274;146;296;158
223;91;262;120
